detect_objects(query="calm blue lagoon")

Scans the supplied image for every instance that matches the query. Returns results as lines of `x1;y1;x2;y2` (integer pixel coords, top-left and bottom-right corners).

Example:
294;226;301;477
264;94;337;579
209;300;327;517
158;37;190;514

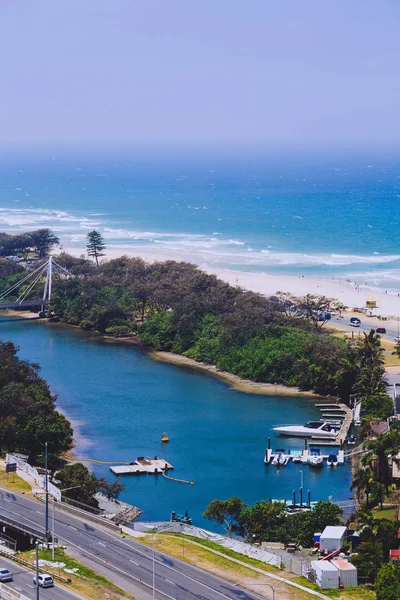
0;315;352;528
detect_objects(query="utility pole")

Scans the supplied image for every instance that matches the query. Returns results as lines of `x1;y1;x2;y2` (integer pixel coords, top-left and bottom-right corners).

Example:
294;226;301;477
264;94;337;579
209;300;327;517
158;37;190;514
35;540;40;600
45;441;49;542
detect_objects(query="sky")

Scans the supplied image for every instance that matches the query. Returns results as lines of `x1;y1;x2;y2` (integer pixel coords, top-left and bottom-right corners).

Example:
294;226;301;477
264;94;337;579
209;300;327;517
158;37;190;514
0;0;399;148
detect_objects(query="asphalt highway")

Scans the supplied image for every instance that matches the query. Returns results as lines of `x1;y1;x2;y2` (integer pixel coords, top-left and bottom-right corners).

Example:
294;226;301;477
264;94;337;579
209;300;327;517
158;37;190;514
0;488;262;600
0;554;81;600
329;316;399;343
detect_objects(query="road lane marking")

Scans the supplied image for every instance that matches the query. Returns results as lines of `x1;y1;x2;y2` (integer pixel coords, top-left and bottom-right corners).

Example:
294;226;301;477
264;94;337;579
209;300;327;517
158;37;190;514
56;534;177;600
100;529;244;600
129;559;139;565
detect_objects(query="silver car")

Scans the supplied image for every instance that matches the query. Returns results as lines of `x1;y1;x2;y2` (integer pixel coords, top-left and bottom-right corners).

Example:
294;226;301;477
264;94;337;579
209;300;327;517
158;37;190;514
0;568;13;582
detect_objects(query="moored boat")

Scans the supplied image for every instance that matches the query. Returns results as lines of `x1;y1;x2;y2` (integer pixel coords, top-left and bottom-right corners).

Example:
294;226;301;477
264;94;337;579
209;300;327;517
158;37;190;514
327;454;338;466
273;421;337;439
307;448;323;467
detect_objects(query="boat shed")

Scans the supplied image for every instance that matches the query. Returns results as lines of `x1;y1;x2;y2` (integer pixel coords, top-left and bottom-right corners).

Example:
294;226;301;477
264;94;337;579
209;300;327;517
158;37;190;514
320;526;347;552
310;560;339;590
332;559;358;587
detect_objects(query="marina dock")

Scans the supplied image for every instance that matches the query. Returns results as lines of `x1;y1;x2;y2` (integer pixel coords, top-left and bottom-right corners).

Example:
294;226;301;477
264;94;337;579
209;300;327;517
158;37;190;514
110;457;173;476
264;438;345;466
264;401;355;467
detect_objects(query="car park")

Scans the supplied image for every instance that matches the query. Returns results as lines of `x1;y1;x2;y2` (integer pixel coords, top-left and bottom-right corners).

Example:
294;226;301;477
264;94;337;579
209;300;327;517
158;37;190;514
0;568;13;582
33;573;54;588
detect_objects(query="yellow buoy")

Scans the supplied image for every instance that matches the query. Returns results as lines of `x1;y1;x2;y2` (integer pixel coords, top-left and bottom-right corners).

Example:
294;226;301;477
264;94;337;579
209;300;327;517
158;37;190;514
161;432;169;442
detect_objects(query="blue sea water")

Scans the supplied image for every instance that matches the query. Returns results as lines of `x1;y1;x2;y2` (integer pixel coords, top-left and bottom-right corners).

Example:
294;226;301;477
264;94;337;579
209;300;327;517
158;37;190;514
0;315;352;528
1;147;400;289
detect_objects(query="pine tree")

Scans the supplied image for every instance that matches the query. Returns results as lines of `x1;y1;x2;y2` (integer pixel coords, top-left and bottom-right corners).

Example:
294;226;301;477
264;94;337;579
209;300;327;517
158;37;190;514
86;230;106;266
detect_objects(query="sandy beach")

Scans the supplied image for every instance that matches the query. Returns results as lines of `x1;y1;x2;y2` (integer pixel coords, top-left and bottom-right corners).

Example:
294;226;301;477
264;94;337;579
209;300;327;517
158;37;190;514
65;245;400;318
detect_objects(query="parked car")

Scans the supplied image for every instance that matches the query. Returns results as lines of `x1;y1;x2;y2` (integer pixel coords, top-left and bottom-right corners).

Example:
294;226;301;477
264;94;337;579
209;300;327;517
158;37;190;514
394;336;400;342
376;327;386;334
0;568;13;582
33;574;54;588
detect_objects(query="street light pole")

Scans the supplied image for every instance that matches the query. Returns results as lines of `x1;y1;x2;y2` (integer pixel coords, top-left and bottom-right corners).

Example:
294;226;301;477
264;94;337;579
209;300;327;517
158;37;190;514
152;524;179;600
45;441;49;542
236;574;297;599
48;484;84;561
52;495;55;561
35;540;40;600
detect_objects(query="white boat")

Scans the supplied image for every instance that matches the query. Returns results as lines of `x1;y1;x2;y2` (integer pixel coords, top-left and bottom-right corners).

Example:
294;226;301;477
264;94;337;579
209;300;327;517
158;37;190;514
292;454;302;463
307;454;323;467
272;452;287;466
327;454;338;466
273;421;338;439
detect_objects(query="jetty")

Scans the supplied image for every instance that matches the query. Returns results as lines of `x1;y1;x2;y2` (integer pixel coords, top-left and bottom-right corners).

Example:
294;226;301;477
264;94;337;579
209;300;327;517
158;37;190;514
110;457;173;476
264;437;345;466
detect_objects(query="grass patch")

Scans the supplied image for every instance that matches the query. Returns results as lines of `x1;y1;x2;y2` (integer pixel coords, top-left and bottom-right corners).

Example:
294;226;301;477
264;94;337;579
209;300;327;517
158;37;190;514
372;506;398;520
292;576;375;600
18;548;135;600
137;534;317;600
0;468;32;493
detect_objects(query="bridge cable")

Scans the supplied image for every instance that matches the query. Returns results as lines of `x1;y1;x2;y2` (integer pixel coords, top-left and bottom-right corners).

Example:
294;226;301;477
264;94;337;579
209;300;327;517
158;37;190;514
0;260;49;300
16;265;49;304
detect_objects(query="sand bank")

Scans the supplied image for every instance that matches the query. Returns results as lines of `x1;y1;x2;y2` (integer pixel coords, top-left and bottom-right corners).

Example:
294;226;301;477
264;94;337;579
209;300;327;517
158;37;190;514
151;350;325;398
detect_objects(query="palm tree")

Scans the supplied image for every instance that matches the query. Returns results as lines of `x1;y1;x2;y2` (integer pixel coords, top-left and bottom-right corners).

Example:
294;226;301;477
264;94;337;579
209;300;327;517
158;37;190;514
351;467;373;504
362;425;400;493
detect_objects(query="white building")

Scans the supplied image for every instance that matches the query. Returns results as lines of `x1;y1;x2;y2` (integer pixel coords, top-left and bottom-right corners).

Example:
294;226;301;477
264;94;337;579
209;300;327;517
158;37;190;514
310;560;339;589
320;526;347;552
332;559;358;587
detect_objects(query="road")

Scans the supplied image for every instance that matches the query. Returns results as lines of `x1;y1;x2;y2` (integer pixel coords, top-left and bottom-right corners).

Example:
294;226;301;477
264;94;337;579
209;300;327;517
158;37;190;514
0;555;81;600
0;488;262;600
329;316;399;343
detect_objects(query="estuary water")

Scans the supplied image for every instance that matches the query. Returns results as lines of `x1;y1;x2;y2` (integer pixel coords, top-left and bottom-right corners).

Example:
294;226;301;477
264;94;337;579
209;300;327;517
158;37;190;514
0;315;352;527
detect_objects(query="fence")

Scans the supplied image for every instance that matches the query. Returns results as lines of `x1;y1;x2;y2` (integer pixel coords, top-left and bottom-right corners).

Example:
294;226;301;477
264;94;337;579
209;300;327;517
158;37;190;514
133;522;282;567
6;454;61;501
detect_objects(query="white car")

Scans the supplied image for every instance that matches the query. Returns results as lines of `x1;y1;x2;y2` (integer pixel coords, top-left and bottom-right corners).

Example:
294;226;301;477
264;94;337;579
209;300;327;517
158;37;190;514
33;573;54;588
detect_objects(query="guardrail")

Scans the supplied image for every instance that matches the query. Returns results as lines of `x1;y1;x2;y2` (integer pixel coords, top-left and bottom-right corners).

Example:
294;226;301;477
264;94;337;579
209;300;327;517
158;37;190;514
0;582;30;600
0;549;71;584
35;492;120;532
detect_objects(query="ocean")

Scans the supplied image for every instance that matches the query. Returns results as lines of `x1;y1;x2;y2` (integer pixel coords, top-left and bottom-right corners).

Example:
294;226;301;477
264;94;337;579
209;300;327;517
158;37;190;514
0;147;400;289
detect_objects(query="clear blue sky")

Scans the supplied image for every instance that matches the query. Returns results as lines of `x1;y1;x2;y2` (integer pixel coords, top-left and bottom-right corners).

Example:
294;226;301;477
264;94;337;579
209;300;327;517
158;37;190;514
1;0;399;147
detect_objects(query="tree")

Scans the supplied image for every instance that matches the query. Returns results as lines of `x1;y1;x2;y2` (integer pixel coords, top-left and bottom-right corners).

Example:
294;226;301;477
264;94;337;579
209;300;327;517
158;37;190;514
296;294;346;329
362;423;400;492
351;467;373;504
203;497;246;536
56;463;100;507
376;563;400;600
86;230;106;266
239;500;287;541
97;477;125;500
29;229;59;258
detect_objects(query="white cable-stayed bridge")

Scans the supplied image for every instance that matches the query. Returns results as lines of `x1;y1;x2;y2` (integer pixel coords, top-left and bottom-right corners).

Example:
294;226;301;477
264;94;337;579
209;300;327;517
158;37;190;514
0;256;69;312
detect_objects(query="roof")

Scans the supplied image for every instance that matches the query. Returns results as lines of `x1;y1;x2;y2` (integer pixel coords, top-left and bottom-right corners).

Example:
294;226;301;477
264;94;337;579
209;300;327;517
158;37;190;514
311;560;338;572
321;526;347;538
390;550;400;560
333;559;357;571
370;421;389;436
